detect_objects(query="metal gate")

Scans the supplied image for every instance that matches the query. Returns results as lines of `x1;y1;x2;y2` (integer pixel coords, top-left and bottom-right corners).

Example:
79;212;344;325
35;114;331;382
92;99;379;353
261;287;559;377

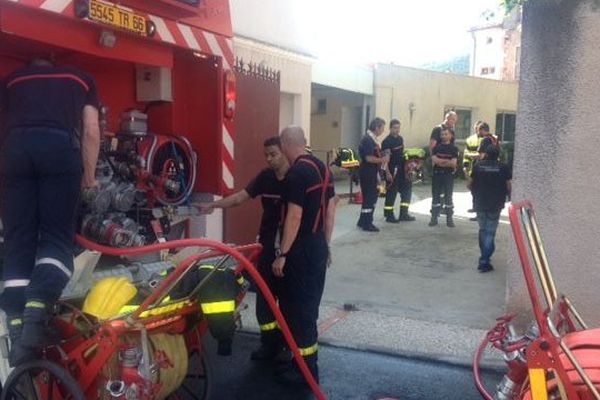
224;60;280;245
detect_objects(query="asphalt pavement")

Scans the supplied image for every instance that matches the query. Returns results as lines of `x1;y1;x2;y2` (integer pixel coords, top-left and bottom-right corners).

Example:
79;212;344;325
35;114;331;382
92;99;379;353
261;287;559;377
208;332;502;400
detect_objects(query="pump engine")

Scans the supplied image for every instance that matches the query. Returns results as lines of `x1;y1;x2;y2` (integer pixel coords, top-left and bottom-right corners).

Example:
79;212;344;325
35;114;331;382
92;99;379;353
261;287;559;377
79;108;197;247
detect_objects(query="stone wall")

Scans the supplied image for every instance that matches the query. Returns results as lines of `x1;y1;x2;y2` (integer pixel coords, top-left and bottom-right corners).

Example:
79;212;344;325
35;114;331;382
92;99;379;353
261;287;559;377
509;0;600;325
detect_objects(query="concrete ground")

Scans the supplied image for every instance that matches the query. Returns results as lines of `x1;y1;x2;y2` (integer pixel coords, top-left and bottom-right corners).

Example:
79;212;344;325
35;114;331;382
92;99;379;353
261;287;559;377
238;178;511;368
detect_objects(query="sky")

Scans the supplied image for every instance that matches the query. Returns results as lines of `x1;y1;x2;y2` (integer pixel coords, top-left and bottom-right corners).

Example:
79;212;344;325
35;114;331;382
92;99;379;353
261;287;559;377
294;0;503;66
231;0;503;67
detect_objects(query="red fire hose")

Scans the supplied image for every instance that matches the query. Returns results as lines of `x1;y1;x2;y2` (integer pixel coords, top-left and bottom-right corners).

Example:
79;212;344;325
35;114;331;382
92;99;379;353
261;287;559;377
473;335;494;400
75;234;328;400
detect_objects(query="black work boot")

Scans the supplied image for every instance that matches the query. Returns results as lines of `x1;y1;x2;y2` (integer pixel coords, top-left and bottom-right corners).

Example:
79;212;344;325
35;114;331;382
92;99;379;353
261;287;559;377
6;316;23;345
361;223;380;232
446;213;455;228
252;330;285;361
276;355;319;386
398;206;416;221
428;209;439;227
356;213;368;228
251;341;280;361
384;209;399;223
9;301;62;366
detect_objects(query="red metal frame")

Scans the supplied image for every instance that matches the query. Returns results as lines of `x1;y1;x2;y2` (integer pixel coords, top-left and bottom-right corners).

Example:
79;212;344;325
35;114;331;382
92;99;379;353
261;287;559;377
74;235;328;399
473;201;600;400
508;201;550;335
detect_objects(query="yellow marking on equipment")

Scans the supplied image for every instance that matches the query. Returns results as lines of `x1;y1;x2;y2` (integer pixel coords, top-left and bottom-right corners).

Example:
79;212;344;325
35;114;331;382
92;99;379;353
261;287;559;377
529;368;549;400
201;300;235;314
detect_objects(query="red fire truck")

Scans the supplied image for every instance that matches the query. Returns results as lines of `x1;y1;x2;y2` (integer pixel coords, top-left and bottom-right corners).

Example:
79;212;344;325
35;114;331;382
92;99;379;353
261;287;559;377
0;0;251;397
1;0;237;202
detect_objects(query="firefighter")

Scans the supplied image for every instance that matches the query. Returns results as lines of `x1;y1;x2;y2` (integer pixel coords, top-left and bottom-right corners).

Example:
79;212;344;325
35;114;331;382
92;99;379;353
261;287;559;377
429;126;459;228
382;119;415;223
465;121;484;221
477;122;499;155
357;118;389;232
272;126;336;385
198;136;289;361
0;58;100;366
429;111;458;214
429;111;457;152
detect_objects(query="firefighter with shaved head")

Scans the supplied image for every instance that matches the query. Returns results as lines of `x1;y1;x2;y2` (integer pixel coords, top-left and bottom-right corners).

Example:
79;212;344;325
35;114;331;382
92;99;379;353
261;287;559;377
273;126;337;385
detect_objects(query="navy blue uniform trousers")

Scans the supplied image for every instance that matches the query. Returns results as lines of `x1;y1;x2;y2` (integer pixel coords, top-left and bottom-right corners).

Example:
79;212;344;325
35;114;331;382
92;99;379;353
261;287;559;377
0;128;82;316
256;235;282;343
279;232;328;358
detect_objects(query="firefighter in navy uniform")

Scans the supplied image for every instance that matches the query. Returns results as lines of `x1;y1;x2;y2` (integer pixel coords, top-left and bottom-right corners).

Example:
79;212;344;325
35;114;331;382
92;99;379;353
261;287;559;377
477;122;499;156
429;126;459;228
429;111;458;152
198;136;289;361
357;117;389;232
0;58;100;366
382;119;416;223
272;126;337;385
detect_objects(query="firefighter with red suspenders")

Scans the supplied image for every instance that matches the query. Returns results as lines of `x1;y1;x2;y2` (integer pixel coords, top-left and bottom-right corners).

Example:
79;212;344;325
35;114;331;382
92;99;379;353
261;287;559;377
0;58;100;366
272;126;337;385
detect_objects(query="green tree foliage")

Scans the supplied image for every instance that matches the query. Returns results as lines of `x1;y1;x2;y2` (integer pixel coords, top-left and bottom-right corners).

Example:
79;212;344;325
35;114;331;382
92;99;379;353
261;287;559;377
503;0;526;13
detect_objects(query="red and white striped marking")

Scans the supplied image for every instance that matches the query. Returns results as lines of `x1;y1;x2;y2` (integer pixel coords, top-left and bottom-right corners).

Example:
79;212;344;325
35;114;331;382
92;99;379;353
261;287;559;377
6;0;236;191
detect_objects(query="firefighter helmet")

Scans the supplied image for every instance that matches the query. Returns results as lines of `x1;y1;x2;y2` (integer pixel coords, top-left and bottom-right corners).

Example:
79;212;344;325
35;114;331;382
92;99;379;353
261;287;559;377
82;276;138;320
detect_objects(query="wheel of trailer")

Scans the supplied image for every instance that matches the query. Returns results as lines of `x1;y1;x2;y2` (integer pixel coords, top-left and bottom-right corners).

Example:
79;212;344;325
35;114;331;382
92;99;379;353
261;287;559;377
0;359;85;400
167;328;213;400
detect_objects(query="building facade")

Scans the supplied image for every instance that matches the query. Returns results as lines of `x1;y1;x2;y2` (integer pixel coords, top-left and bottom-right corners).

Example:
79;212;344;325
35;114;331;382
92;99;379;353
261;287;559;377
470;8;522;82
374;63;519;147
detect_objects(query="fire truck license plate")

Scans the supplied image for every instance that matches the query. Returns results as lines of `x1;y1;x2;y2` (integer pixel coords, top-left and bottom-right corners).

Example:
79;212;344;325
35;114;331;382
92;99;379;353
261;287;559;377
89;0;147;36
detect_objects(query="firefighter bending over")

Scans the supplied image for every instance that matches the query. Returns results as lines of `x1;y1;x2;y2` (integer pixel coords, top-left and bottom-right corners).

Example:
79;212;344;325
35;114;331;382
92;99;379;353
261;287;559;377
272;126;337;385
0;58;100;366
198;136;290;361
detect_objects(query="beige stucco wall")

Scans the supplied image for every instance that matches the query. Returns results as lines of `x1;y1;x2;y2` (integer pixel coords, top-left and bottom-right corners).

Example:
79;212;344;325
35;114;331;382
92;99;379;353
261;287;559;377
374;63;519;147
233;37;313;140
509;0;600;326
310;87;365;159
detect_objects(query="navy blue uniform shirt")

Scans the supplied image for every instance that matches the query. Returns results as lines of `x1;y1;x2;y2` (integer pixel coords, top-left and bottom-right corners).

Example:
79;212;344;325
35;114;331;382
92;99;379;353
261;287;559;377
432;143;459;174
245;168;285;242
358;133;381;177
381;134;404;174
285;154;335;237
1;64;98;136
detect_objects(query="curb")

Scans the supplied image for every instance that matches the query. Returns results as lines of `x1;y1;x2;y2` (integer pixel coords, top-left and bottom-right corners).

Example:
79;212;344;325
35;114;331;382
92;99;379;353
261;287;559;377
237;327;506;373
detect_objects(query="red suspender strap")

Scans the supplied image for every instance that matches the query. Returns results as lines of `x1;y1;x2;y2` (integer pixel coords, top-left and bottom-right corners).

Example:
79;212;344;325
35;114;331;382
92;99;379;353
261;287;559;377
298;158;332;234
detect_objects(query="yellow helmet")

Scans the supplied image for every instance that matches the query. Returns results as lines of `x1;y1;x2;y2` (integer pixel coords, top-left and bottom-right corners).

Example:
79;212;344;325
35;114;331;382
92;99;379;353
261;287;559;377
83;277;138;320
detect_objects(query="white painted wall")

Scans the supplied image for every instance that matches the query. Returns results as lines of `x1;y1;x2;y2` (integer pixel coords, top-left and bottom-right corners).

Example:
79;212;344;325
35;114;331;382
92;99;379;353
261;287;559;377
279;92;295;131
233;37;313;138
471;27;505;80
313;60;374;95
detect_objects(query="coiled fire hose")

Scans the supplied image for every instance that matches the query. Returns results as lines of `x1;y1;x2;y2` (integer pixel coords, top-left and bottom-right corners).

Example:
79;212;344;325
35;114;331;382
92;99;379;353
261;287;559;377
76;235;328;400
